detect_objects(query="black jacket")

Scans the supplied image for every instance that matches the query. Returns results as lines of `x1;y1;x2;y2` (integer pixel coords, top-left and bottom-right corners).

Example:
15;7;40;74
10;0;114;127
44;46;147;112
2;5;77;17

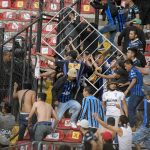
52;76;77;103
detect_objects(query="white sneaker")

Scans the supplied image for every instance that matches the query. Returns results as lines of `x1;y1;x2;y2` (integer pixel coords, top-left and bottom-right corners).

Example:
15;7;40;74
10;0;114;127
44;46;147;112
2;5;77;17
70;122;77;128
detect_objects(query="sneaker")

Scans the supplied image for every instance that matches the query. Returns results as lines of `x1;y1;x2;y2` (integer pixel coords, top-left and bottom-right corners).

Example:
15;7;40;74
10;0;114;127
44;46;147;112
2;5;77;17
70;122;77;129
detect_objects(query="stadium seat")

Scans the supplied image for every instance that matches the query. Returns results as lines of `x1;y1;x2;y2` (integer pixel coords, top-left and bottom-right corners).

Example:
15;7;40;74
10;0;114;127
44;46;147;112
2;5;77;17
2;11;16;21
11;0;27;10
17;141;32;150
45;2;60;12
81;4;95;14
41;46;55;56
17;12;31;22
28;1;39;11
44;130;65;142
0;0;11;9
145;44;150;52
144;54;150;63
47;36;57;46
5;22;23;32
42;24;57;34
63;130;82;143
32;24;38;33
57;118;71;130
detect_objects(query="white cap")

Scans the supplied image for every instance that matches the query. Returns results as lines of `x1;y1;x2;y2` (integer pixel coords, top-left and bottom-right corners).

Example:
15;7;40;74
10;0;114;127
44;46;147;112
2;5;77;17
79;119;89;128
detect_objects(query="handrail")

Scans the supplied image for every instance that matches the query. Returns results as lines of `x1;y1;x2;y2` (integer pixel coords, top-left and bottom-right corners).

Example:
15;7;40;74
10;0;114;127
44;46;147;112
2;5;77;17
1;16;40;46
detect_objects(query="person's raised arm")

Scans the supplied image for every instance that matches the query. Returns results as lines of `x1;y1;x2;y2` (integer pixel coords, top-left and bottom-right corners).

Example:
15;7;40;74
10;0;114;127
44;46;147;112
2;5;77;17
94;113;123;136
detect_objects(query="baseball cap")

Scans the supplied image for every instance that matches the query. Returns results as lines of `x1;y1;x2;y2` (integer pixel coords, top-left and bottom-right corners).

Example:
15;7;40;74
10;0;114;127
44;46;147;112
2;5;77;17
79;119;89;128
132;18;142;25
67;68;77;78
102;131;112;141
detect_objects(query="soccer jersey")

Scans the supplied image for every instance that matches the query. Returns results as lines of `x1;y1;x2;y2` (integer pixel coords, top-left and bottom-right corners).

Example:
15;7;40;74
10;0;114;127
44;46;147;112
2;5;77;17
127;4;140;21
128;67;144;96
79;95;103;128
102;90;125;117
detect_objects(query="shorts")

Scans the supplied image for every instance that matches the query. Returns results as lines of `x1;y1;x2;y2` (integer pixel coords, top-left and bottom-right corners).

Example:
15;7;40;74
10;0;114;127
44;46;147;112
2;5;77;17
133;125;150;149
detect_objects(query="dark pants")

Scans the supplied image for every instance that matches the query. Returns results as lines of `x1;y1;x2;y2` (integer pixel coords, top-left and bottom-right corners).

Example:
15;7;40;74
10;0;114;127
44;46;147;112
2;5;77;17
128;95;144;128
18;114;35;141
33;122;52;150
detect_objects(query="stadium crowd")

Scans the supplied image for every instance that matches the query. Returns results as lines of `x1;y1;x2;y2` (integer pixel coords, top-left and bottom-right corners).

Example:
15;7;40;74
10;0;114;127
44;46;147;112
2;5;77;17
0;0;150;150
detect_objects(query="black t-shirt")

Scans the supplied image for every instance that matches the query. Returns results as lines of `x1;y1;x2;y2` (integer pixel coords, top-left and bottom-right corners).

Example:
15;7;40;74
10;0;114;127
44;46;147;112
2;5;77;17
114;68;128;92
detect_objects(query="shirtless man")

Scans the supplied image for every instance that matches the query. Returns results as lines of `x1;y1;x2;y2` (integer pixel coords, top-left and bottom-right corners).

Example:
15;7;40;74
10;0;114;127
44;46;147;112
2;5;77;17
28;92;58;141
13;82;36;141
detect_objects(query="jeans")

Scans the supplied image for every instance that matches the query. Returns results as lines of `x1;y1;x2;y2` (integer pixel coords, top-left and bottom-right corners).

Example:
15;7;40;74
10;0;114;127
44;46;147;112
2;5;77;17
18;113;36;141
133;125;150;149
128;95;144;127
18;114;29;141
57;100;81;122
99;24;117;46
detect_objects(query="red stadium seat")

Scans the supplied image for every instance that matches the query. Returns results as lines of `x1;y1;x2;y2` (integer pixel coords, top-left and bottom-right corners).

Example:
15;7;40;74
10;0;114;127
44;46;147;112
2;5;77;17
40;46;55;56
2;11;16;21
42;24;57;34
81;4;95;14
17;12;31;22
17;141;32;150
145;44;150;52
144;53;150;63
82;0;89;4
0;0;11;9
11;0;27;10
57;118;71;130
63;130;82;143
32;24;38;33
47;36;57;46
46;2;60;12
28;1;39;11
5;22;23;32
44;130;65;142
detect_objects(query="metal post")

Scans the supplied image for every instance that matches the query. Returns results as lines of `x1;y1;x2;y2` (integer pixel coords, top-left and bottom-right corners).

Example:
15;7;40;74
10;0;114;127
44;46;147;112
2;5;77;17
56;0;64;53
0;28;4;103
9;38;16;104
22;29;28;88
95;9;99;28
36;0;43;53
76;0;81;22
0;28;4;67
27;17;33;81
36;0;44;92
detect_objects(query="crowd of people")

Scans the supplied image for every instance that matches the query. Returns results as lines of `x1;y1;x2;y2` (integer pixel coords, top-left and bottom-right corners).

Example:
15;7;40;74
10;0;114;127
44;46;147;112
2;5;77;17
0;0;150;150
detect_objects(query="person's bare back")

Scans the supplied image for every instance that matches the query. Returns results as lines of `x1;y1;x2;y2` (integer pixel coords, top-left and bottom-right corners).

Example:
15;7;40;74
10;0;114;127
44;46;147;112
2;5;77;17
17;90;36;113
34;101;53;122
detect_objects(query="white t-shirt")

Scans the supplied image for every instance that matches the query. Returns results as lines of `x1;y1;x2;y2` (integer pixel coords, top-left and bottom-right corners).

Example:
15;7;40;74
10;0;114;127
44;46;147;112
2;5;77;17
102;90;125;116
118;126;132;150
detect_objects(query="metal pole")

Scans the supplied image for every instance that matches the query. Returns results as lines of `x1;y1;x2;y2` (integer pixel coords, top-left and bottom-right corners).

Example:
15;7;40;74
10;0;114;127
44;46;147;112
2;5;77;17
36;0;44;92
95;9;99;28
22;29;28;88
76;0;81;22
0;28;4;103
27;17;33;81
9;38;16;104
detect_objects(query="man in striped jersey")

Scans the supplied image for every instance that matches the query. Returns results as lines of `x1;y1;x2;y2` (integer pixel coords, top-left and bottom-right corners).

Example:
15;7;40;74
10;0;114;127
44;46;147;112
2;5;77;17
124;59;144;129
78;86;103;128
